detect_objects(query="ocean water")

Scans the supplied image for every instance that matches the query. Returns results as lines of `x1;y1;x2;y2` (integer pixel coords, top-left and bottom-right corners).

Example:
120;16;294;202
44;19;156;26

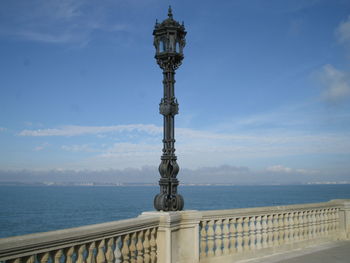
1;185;350;238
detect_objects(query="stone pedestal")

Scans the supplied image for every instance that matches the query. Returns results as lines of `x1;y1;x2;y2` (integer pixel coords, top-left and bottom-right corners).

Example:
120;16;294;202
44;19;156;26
140;210;201;263
333;199;350;239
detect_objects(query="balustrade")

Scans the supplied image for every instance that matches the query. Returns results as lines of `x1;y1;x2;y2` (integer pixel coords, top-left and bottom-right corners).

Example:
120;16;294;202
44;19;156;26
0;217;158;263
199;201;343;261
0;200;348;263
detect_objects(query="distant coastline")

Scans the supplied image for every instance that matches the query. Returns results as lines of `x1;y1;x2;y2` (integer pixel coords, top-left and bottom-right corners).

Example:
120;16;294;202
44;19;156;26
0;181;349;187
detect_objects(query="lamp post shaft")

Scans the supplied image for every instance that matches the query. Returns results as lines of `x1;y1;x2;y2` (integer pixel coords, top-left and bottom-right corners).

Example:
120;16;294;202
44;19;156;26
153;7;185;211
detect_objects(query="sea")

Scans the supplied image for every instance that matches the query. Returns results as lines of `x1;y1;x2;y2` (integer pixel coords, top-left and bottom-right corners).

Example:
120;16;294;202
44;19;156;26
1;185;350;238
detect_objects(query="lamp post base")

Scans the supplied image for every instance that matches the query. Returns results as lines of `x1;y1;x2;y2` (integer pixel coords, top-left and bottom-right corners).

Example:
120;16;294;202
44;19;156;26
154;192;184;212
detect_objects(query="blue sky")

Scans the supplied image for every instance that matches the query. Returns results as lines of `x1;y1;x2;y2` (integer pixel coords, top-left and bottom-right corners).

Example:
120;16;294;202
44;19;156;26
0;0;350;183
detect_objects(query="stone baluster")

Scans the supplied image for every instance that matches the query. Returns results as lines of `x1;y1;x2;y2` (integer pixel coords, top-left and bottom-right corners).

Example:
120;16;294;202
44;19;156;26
222;219;230;255
332;208;337;234
236;218;243;252
303;211;309;241
261;215;268;249
24;255;35;263
249;217;256;250
66;246;75;263
278;214;284;245
9;258;21;263
106;239;114;263
243;217;250;251
255;216;262;250
283;213;290;244
77;245;86;263
130;233;137;263
87;242;96;263
150;228;157;263
293;212;299;242
115;236;122;263
314;210;318;238
38;252;50;263
328;209;334;236
316;210;321;238
53;249;63;263
307;211;313;240
121;234;130;263
229;218;237;253
273;214;279;247
330;208;336;234
305;210;310;240
266;215;273;248
325;209;331;234
200;220;208;258
289;213;294;243
298;212;304;241
207;220;215;257
323;209;329;237
136;231;144;263
335;208;340;234
312;210;317;239
324;208;329;236
143;230;150;263
96;239;106;263
320;209;325;237
214;219;223;256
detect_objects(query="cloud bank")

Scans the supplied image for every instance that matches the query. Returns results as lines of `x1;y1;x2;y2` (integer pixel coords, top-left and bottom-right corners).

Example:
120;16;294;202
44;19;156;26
0;165;347;185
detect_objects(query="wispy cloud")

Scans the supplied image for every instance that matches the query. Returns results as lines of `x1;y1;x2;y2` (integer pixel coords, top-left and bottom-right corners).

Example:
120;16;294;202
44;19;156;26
61;144;98;153
19;124;162;137
21;122;350;170
316;64;350;104
336;15;350;47
0;127;6;132
0;0;128;45
34;143;50;151
288;18;303;36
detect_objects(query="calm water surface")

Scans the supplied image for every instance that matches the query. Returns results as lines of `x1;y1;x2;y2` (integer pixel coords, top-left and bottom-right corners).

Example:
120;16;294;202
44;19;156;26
1;185;350;238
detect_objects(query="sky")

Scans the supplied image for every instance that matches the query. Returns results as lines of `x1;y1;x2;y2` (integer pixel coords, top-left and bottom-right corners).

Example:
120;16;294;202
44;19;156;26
0;0;350;184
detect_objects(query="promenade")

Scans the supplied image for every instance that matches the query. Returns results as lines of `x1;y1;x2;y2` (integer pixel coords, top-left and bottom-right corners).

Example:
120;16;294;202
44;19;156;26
241;241;350;263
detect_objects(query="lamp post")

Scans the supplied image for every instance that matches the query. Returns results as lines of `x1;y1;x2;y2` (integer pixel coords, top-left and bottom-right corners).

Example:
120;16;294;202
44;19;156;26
153;6;186;211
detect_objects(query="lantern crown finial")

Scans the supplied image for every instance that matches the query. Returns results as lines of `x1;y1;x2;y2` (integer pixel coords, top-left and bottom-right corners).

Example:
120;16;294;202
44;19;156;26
168;5;173;19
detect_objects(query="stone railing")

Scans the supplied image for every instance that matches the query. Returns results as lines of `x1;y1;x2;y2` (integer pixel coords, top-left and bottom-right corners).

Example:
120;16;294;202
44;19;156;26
1;200;350;263
0;216;159;263
198;200;348;263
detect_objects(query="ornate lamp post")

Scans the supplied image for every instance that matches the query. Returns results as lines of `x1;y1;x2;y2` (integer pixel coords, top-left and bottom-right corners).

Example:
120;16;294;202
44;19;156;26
153;6;186;211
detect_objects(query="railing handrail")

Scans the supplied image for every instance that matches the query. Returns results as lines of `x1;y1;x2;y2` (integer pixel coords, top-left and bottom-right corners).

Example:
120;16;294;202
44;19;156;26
0;215;160;260
201;200;342;220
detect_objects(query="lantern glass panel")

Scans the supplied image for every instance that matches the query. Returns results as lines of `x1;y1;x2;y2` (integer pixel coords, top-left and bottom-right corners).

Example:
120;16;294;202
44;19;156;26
176;42;180;53
161;40;166;52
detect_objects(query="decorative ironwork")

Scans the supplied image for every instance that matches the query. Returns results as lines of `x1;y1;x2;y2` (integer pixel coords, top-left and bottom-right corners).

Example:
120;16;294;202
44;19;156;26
153;6;186;211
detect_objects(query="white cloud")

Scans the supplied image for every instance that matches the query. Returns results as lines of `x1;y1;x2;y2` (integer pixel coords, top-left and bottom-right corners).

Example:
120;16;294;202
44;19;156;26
336;15;350;46
0;165;340;185
266;165;317;175
0;127;6;132
317;64;350;103
267;165;292;173
61;144;97;153
19;124;162;137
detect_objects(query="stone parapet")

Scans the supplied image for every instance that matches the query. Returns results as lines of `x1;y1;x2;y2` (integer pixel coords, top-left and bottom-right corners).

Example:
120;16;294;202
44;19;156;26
0;200;349;263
